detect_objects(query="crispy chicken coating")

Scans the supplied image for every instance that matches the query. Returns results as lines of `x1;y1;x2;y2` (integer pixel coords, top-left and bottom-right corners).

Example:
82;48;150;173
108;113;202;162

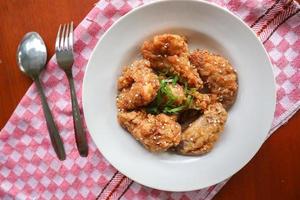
118;111;181;152
176;103;227;155
141;33;188;65
166;55;203;89
190;92;217;111
190;50;238;109
117;59;160;110
141;34;203;89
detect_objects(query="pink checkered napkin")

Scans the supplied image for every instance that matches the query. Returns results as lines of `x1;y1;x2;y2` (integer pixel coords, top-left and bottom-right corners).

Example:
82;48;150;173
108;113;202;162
0;0;299;199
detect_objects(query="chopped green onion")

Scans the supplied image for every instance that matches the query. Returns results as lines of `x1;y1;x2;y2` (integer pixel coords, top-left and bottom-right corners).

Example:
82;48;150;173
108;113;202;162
163;105;186;114
172;75;179;85
146;76;196;115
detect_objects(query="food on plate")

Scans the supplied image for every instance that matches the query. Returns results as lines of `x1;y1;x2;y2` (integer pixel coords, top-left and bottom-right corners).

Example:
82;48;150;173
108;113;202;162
141;34;188;66
142;34;203;89
117;59;160;110
176;103;227;155
190;92;217;111
118;110;181;152
116;34;238;156
189;50;238;109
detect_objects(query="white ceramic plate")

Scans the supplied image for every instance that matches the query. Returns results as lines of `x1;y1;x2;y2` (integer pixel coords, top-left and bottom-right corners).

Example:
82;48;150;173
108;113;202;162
83;0;275;191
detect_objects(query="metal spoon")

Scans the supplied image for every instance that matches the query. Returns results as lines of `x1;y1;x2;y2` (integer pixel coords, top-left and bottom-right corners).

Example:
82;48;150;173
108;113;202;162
17;32;66;160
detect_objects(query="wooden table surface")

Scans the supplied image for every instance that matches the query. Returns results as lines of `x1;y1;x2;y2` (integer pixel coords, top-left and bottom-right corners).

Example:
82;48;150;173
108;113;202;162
0;1;299;199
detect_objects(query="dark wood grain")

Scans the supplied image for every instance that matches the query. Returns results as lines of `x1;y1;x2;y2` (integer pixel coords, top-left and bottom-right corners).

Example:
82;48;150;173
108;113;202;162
0;1;299;199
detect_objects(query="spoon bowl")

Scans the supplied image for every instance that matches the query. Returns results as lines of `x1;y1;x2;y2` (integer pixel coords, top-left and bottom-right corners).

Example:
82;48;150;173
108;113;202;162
17;32;47;79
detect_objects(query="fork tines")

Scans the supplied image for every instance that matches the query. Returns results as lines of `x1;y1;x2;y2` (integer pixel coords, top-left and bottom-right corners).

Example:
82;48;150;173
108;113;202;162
55;22;73;51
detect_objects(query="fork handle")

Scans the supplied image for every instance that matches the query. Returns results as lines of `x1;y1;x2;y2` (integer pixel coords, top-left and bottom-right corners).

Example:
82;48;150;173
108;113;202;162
66;71;89;157
34;77;66;160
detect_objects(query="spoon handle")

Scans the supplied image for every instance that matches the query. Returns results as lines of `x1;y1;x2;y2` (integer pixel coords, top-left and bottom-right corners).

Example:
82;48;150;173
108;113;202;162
34;77;66;160
66;71;88;157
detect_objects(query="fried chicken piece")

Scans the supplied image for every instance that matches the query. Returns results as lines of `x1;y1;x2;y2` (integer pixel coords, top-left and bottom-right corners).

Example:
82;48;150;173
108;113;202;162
190;92;217;111
176;103;227;155
189;50;238;109
179;92;217;130
141;34;188;66
117;59;160;110
141;34;203;89
118;110;181;152
166;55;203;89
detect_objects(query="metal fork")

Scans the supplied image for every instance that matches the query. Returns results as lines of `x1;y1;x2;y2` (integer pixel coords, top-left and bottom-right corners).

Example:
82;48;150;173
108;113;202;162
55;22;88;157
